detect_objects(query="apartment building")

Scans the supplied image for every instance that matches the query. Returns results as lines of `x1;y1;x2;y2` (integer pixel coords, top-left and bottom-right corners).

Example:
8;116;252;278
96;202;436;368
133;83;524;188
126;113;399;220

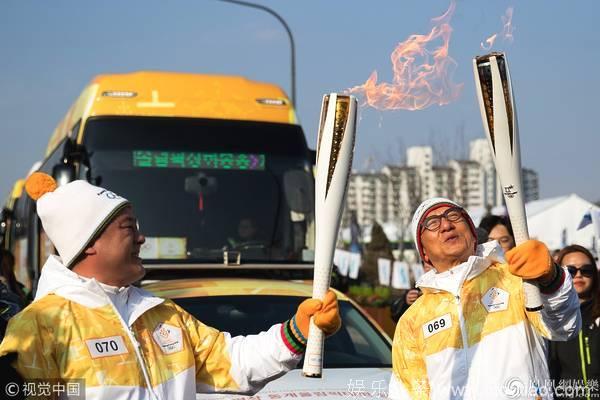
343;139;539;229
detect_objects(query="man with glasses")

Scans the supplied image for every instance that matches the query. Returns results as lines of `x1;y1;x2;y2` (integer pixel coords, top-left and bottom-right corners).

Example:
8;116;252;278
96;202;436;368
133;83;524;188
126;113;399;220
388;197;580;399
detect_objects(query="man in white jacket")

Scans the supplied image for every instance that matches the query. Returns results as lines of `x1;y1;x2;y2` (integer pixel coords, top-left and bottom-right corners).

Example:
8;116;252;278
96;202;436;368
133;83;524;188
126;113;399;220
389;197;580;400
0;172;341;400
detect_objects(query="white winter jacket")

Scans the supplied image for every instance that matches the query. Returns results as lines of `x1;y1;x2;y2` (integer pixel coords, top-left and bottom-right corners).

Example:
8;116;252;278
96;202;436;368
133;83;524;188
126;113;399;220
388;242;581;399
0;256;301;399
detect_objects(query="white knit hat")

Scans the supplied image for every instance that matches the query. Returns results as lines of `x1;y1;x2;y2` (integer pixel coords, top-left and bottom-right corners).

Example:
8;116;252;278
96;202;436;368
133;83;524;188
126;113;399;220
25;172;129;267
411;197;477;261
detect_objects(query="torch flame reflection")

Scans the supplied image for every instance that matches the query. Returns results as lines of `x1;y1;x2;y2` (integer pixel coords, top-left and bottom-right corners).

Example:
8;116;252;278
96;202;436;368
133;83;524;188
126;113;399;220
347;0;462;111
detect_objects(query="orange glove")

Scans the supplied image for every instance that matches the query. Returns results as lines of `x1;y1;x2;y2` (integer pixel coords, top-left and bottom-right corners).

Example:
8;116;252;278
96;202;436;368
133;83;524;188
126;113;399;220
281;290;341;354
297;290;341;337
505;240;553;281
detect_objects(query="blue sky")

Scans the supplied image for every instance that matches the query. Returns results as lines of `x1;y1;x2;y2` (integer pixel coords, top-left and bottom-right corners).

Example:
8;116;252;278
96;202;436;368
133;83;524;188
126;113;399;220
1;0;599;203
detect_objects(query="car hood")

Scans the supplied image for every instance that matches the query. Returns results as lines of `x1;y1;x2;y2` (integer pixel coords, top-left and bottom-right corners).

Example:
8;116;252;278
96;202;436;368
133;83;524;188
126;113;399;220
197;368;392;399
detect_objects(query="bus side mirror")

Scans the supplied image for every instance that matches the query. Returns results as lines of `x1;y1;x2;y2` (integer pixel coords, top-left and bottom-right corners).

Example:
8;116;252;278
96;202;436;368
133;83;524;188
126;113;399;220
283;170;314;214
309;149;317;166
0;207;9;238
52;163;76;187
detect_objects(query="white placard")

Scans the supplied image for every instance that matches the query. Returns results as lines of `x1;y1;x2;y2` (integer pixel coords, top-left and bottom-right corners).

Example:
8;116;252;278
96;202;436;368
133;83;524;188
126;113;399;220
410;263;425;285
348;253;361;279
334;249;350;277
140;237;159;259
140;237;187;259
158;237;187;259
377;258;392;286
392;261;411;289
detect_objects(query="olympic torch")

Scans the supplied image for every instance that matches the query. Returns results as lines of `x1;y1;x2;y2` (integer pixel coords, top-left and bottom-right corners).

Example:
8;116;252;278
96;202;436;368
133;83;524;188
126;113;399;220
302;93;357;378
473;52;543;311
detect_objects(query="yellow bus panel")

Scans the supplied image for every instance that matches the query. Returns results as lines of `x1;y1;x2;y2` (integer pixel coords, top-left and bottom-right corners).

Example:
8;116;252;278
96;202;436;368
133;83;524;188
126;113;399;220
46;71;298;156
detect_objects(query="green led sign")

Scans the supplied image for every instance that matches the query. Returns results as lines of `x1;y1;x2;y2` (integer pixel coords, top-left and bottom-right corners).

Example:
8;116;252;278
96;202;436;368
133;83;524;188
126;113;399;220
133;151;265;170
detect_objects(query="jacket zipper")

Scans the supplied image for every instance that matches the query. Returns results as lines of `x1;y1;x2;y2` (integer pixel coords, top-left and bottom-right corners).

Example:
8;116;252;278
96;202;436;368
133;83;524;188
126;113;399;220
455;295;470;381
578;330;589;400
585;335;591;365
108;302;160;400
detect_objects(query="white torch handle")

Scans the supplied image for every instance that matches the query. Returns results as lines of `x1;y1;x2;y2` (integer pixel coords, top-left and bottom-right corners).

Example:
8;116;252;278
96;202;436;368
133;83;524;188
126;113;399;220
473;53;543;311
302;93;357;378
504;189;544;311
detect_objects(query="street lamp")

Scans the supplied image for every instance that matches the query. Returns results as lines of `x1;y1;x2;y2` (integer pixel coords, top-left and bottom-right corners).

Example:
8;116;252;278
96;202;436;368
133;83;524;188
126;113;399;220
215;0;297;106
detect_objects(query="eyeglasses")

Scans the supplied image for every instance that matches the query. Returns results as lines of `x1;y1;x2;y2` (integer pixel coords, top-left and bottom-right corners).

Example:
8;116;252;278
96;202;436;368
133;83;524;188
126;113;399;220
421;207;465;232
565;264;597;278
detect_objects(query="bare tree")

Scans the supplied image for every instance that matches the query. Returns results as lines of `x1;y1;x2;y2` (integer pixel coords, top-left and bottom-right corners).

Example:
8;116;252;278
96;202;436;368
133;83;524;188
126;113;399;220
454;120;467;161
396;136;407;165
428;128;450;165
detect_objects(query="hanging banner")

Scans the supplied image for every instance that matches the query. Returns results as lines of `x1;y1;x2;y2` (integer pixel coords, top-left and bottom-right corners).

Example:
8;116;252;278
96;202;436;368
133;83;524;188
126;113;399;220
377;258;392;286
392;261;411;289
348;253;361;279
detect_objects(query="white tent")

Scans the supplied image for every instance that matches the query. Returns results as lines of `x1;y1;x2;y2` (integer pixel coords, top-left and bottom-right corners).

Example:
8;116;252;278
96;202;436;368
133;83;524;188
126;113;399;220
526;194;599;252
470;194;599;253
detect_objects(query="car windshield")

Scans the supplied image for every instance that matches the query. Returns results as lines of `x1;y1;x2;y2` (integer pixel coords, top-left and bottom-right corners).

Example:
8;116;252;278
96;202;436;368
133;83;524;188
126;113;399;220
173;295;392;369
82;117;315;264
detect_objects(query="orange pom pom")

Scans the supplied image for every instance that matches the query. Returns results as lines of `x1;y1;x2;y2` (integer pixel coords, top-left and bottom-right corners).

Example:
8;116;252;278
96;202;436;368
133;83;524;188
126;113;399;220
25;172;57;200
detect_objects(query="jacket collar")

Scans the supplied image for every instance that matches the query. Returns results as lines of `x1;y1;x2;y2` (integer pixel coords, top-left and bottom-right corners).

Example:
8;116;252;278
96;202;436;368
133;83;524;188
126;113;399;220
416;241;504;297
35;255;163;326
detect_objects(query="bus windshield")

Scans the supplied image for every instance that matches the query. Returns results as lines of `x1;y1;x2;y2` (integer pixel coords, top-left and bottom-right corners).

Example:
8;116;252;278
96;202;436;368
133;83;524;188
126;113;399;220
82;116;315;264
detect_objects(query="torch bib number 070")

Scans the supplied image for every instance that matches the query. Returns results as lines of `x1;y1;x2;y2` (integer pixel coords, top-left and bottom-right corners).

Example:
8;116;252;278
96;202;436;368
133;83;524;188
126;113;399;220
86;335;129;358
422;314;452;339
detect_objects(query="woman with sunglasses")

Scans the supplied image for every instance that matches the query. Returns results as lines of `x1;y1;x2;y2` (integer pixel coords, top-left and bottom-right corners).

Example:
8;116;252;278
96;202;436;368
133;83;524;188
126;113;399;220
549;245;600;399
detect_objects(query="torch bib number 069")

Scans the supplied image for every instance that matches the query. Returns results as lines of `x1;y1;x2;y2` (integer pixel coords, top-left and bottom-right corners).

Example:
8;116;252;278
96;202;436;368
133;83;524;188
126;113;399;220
422;314;452;339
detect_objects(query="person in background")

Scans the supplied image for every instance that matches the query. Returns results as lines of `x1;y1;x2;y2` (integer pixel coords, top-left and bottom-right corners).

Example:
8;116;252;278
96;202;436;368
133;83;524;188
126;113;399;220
361;222;394;287
552;248;562;263
0;249;28;307
390;261;433;323
228;217;260;248
0;250;23;338
549;245;600;399
0;172;341;399
478;214;515;253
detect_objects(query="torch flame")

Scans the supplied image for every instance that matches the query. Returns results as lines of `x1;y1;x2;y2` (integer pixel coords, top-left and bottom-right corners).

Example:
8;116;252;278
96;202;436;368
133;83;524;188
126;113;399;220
481;34;497;51
347;1;462;111
480;7;515;50
502;7;515;43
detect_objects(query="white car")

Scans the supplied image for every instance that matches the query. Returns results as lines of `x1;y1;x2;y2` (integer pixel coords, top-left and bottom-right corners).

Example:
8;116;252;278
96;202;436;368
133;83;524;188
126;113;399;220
142;278;393;399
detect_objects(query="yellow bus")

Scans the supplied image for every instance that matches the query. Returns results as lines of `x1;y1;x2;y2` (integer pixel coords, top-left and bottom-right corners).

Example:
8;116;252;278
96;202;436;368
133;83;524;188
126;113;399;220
9;71;315;291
